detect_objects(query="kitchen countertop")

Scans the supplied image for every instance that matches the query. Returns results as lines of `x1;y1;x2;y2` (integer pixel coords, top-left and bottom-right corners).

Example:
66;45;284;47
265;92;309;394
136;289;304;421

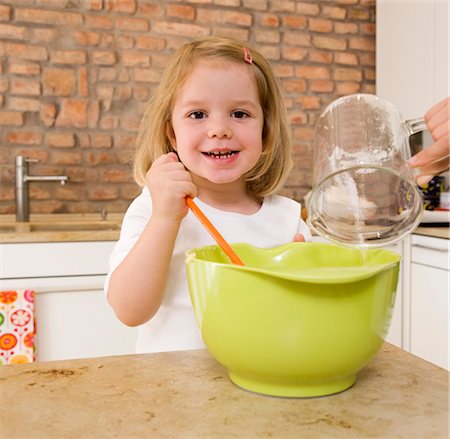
414;226;450;240
0;213;448;243
1;344;448;438
0;213;124;243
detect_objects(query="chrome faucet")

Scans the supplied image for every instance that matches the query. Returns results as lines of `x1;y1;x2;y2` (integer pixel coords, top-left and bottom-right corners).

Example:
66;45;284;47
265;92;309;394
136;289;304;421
15;155;69;222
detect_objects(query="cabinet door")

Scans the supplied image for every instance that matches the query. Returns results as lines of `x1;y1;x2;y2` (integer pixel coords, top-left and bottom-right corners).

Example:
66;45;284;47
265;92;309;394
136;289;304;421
31;277;138;362
410;263;449;369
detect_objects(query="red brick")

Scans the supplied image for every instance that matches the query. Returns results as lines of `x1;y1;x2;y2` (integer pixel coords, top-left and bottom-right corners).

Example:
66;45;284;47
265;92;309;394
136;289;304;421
11;78;40;96
310;80;334;93
98;168;130;182
43;68;75;96
8;62;40;76
55;186;82;201
92;50;116;66
46;132;75;148
334;22;358;34
0;24;27;40
88;101;100;129
296;2;319;15
293;127;314;140
56;99;88;128
283;79;307;93
135;35;165;51
73;31;101;46
138;3;164;16
121;52;150;67
349;37;375;51
0;111;24;126
335;52;358;65
105;0;137;14
308;18;333;33
87;185;119;201
16;9;82;26
52;151;83;165
167;4;195;20
283;16;307;29
133;68;162;83
308;50;333;64
349;8;370;20
115;35;134;50
31;28;59;43
255;30;280;44
336;82;361;94
0;78;7;93
90;134;112;148
0;5;11;21
51;50;86;65
322;5;346;19
284;32;311;47
87;151;117;166
152;21;208;38
271;0;295;12
6;43;47;61
313;36;347;51
83;0;103;11
243;0;268;11
212;28;250;41
273;64;294;77
282;47;307;61
259;14;279;28
8;97;40;112
40;103;56;127
295;65;330;79
85;15;113;30
296;95;321;109
7;131;42;145
115;16;148;31
78;68;89;97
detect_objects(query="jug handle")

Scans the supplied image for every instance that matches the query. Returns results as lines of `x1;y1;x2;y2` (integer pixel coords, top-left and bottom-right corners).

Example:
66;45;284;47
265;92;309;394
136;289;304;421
405;117;427;136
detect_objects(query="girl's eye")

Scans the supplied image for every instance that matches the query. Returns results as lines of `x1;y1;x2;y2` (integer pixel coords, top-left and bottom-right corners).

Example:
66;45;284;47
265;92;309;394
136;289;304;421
189;111;206;120
232;111;248;119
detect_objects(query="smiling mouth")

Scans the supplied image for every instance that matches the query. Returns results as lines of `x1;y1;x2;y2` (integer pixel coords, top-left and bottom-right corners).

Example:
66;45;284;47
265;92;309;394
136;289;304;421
202;151;239;159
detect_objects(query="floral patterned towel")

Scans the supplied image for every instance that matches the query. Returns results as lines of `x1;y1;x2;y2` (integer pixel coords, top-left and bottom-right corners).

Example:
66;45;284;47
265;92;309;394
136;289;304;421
0;290;35;365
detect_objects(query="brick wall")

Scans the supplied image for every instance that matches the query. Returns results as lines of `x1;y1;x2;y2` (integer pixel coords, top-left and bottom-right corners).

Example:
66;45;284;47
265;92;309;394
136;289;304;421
0;0;375;215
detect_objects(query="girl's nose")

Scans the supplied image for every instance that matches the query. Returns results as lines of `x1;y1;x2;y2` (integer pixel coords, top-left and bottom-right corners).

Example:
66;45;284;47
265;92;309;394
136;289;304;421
207;118;232;139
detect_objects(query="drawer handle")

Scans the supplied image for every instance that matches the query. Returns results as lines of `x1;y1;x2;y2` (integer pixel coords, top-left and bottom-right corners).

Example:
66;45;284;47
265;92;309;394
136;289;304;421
412;244;449;252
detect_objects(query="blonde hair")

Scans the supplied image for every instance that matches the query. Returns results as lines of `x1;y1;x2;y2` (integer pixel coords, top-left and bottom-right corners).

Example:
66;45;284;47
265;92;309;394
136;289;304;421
133;36;293;197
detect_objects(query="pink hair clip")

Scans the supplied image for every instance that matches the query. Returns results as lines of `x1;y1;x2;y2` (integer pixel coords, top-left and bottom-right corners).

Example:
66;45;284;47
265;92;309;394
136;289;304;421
243;47;253;64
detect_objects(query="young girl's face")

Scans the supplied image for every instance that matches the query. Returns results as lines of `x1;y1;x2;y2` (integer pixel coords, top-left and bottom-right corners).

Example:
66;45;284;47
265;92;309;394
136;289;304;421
169;59;264;190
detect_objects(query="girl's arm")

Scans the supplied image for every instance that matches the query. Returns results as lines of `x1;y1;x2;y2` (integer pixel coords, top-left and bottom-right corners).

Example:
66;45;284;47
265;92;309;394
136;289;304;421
107;153;197;326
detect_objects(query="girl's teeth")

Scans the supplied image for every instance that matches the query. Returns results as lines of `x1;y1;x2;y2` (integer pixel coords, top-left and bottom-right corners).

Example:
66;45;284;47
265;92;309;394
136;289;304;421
206;151;236;159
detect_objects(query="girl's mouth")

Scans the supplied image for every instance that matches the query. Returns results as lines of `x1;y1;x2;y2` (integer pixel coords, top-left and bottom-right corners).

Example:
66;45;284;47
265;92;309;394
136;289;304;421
202;151;239;159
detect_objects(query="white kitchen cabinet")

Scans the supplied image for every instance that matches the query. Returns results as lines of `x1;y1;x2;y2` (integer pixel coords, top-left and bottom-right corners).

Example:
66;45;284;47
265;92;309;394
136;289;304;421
376;0;449;119
1;241;137;362
409;235;449;369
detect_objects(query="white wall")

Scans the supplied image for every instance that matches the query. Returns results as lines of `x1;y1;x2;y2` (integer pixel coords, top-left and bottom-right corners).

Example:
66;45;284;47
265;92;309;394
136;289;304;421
376;0;449;119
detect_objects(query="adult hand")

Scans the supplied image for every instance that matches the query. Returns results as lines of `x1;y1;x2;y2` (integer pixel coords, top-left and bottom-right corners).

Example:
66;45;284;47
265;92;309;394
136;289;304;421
408;97;449;186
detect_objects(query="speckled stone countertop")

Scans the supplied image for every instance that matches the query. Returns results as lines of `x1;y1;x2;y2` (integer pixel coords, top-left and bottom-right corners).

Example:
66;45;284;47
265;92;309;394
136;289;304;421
0;213;123;243
1;343;448;438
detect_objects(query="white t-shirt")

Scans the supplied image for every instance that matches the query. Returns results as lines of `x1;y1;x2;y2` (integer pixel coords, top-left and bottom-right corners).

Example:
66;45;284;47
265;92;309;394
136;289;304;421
105;187;311;353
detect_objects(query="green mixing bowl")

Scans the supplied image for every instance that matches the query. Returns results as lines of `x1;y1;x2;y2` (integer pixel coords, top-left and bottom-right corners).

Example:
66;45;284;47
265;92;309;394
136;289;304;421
185;242;400;398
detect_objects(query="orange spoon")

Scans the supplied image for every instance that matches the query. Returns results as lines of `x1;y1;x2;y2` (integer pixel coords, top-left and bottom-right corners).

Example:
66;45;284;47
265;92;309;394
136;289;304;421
186;196;245;266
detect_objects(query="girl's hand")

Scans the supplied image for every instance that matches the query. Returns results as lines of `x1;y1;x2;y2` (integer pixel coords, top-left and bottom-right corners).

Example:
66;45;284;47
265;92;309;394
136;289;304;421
145;152;198;221
293;233;305;242
408;97;450;186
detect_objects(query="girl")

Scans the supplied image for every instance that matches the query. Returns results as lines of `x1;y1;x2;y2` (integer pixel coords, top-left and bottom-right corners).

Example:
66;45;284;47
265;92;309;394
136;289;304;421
105;37;311;353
